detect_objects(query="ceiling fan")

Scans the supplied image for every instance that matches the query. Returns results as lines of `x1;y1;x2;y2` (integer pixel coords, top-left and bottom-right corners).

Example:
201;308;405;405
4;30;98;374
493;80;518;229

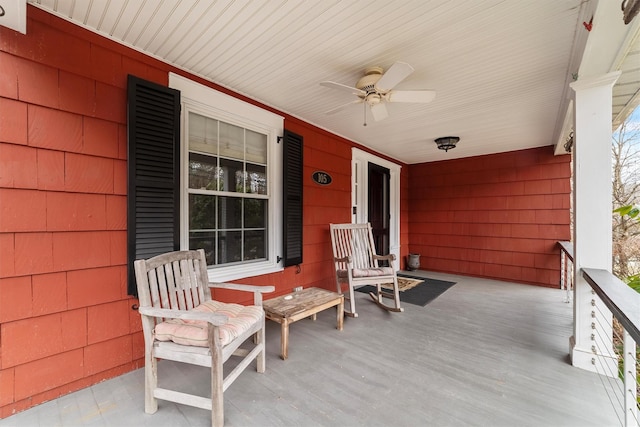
320;61;435;123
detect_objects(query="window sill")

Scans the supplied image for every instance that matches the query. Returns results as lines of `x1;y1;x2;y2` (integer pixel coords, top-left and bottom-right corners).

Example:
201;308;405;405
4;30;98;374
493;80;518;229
207;262;283;283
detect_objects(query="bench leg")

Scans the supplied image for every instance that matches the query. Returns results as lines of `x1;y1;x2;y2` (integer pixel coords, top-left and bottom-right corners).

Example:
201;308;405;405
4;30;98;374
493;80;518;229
280;319;290;360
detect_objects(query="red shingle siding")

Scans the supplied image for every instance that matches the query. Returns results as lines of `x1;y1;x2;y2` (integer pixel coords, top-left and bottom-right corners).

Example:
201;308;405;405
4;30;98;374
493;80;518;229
0;6;398;416
0;4;572;417
0;276;32;323
13;349;85;402
0;144;37;188
27;105;83;151
0;52;19;99
0;7;159;414
31;272;67;316
36;149;65;190
0;97;28;145
408;147;571;287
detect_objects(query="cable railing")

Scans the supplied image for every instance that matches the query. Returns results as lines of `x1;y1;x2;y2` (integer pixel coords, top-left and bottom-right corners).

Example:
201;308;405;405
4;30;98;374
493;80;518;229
583;268;640;427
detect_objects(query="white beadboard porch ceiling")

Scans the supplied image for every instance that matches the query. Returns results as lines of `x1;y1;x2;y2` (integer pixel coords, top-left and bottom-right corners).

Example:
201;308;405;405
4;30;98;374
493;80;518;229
28;0;640;164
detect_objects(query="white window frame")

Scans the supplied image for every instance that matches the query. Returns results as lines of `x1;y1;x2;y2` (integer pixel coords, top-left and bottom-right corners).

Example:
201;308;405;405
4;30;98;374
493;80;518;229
169;73;284;282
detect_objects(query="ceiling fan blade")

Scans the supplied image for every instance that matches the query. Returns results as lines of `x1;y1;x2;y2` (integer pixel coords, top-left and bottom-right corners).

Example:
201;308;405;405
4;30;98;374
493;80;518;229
324;99;363;115
320;81;366;96
375;61;414;92
387;90;436;103
370;103;388;121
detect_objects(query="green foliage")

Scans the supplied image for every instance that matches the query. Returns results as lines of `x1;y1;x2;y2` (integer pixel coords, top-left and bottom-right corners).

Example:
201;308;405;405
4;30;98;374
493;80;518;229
615;204;640;293
627;273;640;291
614;204;640;220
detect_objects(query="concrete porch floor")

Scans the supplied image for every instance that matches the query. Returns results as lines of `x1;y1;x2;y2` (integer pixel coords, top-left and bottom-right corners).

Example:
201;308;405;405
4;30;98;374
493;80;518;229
0;271;620;426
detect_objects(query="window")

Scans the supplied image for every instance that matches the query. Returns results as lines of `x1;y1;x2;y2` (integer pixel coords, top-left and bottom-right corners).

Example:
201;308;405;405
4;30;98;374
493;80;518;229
170;73;284;282
187;112;268;266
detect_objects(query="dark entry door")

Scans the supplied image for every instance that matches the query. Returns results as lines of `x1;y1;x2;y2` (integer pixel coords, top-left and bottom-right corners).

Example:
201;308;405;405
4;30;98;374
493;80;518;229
368;162;390;257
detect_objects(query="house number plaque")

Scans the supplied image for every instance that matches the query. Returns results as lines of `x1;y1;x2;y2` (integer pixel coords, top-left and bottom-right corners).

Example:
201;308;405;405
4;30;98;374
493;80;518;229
312;171;332;186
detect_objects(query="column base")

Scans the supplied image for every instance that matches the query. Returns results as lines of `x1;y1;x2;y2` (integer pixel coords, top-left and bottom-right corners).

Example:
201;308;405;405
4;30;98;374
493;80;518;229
570;335;618;378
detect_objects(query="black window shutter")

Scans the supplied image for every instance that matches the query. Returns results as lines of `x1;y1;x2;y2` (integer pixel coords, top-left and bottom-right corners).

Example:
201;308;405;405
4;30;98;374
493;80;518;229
282;129;303;267
127;75;181;296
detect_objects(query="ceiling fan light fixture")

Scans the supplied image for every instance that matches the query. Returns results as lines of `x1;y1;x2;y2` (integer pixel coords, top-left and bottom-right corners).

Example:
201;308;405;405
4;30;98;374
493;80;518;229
434;136;460;152
366;93;382;105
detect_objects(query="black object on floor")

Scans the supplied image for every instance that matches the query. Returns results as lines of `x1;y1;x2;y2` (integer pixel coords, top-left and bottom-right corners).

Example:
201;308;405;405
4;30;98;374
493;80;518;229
356;274;456;307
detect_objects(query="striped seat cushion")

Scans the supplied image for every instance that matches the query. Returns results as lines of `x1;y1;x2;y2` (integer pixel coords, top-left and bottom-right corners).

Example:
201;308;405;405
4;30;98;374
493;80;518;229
154;300;264;347
337;267;394;278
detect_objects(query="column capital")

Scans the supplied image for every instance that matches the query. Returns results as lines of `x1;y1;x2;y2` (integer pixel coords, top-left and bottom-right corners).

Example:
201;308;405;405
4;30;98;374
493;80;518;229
570;71;621;92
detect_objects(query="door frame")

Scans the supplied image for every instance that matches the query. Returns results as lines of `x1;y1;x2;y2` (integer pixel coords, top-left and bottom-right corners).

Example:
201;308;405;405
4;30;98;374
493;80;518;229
351;147;401;269
367;162;391;256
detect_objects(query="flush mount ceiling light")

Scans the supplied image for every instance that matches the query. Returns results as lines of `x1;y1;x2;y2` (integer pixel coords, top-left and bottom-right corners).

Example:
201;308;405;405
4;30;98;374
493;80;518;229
434;136;460;152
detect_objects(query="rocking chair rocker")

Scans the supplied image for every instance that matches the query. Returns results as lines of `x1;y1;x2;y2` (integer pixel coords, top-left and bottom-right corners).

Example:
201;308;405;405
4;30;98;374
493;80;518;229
329;223;403;317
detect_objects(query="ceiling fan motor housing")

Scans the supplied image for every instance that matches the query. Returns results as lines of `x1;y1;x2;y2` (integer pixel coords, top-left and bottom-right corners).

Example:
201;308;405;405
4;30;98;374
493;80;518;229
356;67;385;105
356;66;384;93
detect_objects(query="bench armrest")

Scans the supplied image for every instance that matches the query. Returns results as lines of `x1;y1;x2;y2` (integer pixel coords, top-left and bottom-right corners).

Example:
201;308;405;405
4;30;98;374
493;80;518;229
138;306;228;326
209;282;275;305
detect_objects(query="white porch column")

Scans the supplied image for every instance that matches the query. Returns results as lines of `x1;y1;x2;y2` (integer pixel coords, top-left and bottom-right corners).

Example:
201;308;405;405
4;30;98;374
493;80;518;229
569;71;620;375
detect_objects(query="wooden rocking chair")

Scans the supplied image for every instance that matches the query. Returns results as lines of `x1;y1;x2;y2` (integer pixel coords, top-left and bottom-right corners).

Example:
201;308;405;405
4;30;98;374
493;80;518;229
329;223;403;317
133;249;274;427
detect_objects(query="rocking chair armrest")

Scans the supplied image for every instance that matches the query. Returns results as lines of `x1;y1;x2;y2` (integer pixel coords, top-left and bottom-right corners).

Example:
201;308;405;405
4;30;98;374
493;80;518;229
138;306;229;326
209;282;275;306
373;253;396;262
334;255;351;263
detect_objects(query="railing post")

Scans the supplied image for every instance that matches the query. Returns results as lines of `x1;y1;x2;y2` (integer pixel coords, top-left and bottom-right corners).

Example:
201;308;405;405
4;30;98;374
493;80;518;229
623;329;638;427
562;250;573;303
558;242;574;304
561;250;566;290
566;265;573;304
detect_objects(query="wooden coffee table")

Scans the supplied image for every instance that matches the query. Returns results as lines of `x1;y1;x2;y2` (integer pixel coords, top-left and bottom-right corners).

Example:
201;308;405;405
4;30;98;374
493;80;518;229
263;287;344;360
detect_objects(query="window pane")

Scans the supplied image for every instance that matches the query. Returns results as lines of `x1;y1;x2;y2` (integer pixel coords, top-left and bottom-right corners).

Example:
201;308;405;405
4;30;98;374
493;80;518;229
189;231;216;265
244;230;265;260
218;231;242;264
244;199;266;228
219;122;244;160
189;194;216;230
246;130;267;164
219;158;243;192
246;163;266;194
189;153;220;190
189;112;218;155
218;196;242;229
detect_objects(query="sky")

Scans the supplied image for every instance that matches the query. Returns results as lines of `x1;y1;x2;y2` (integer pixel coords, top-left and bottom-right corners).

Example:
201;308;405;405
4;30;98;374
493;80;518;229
614;105;640;139
613;106;640;203
628;106;640;129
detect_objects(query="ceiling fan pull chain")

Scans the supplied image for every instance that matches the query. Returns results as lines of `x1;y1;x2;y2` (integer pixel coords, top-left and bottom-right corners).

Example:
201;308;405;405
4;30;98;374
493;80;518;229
363;101;367;127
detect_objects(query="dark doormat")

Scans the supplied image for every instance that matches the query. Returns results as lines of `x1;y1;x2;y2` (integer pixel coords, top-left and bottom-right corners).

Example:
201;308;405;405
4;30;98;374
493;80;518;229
355;274;456;307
